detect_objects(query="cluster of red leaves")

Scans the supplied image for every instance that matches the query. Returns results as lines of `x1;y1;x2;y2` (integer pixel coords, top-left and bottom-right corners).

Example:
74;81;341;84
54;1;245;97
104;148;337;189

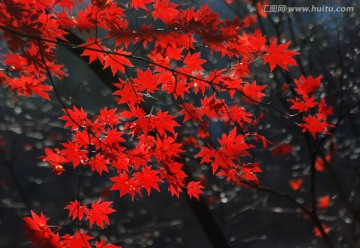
24;210;119;248
197;127;264;186
0;0;335;245
0;0;67;100
41;106;204;201
289;75;334;138
65;199;116;229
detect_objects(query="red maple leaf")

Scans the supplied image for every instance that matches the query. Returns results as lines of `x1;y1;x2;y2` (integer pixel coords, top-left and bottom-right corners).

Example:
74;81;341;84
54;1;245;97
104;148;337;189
61;141;88;168
64;200;88;221
114;79;144;107
183;52;206;72
81;39;106;64
110;173;141;200
23;211;61;247
149;111;180;136
62;231;93;248
247;29;266;52
89;154;109;175
241;80;266;103
95;239;121;248
218;127;252;158
59;106;89;130
294;75;322;96
263;39;299;71
240;162;262;185
289;95;317;113
299;115;332;139
180;103;202;123
318;98;333;120
187;181;204;200
130;0;154;10
55;0;82;11
133;69;160;93
103;48;133;75
152;0;179;23
134;166;163;195
96;107;120;127
42;148;66;167
86;199;116;229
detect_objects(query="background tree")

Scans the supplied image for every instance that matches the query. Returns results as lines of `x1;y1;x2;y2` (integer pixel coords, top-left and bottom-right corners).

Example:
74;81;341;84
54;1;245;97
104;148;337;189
0;0;359;247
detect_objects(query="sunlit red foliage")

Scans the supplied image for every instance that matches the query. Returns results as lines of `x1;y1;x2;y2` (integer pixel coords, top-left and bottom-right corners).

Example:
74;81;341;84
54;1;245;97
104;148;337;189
0;0;338;246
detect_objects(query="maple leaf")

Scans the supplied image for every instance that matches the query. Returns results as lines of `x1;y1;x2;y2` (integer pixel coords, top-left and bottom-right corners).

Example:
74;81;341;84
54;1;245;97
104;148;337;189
89;154;109;175
76;6;97;33
134;166;163;195
23;211;62;248
154;134;184;162
81;39;106;64
247;29;266;52
183;52;206;72
180;103;202;123
165;46;184;60
160;162;187;198
294;75;322;96
23;211;50;235
3;75;52;100
61;141;88;168
127;144;150;170
130;0;154;10
59;106;89;130
87;199;116;229
299;115;332;139
55;0;82;11
110;173;141;200
95;239;122;248
152;0;179;23
318;98;333;120
160;71;190;99
133;69;160;93
240;162;262;185
289;95;317;113
149;111;180;136
103;48;133;75
218;127;252;158
187;181;204;200
226;105;252;125
114;79;144;107
102;129;126;145
241;80;266;103
62;231;93;248
96;107;120;127
42;148;66;167
289;178;303;191
263;39;299;71
64;200;88;221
